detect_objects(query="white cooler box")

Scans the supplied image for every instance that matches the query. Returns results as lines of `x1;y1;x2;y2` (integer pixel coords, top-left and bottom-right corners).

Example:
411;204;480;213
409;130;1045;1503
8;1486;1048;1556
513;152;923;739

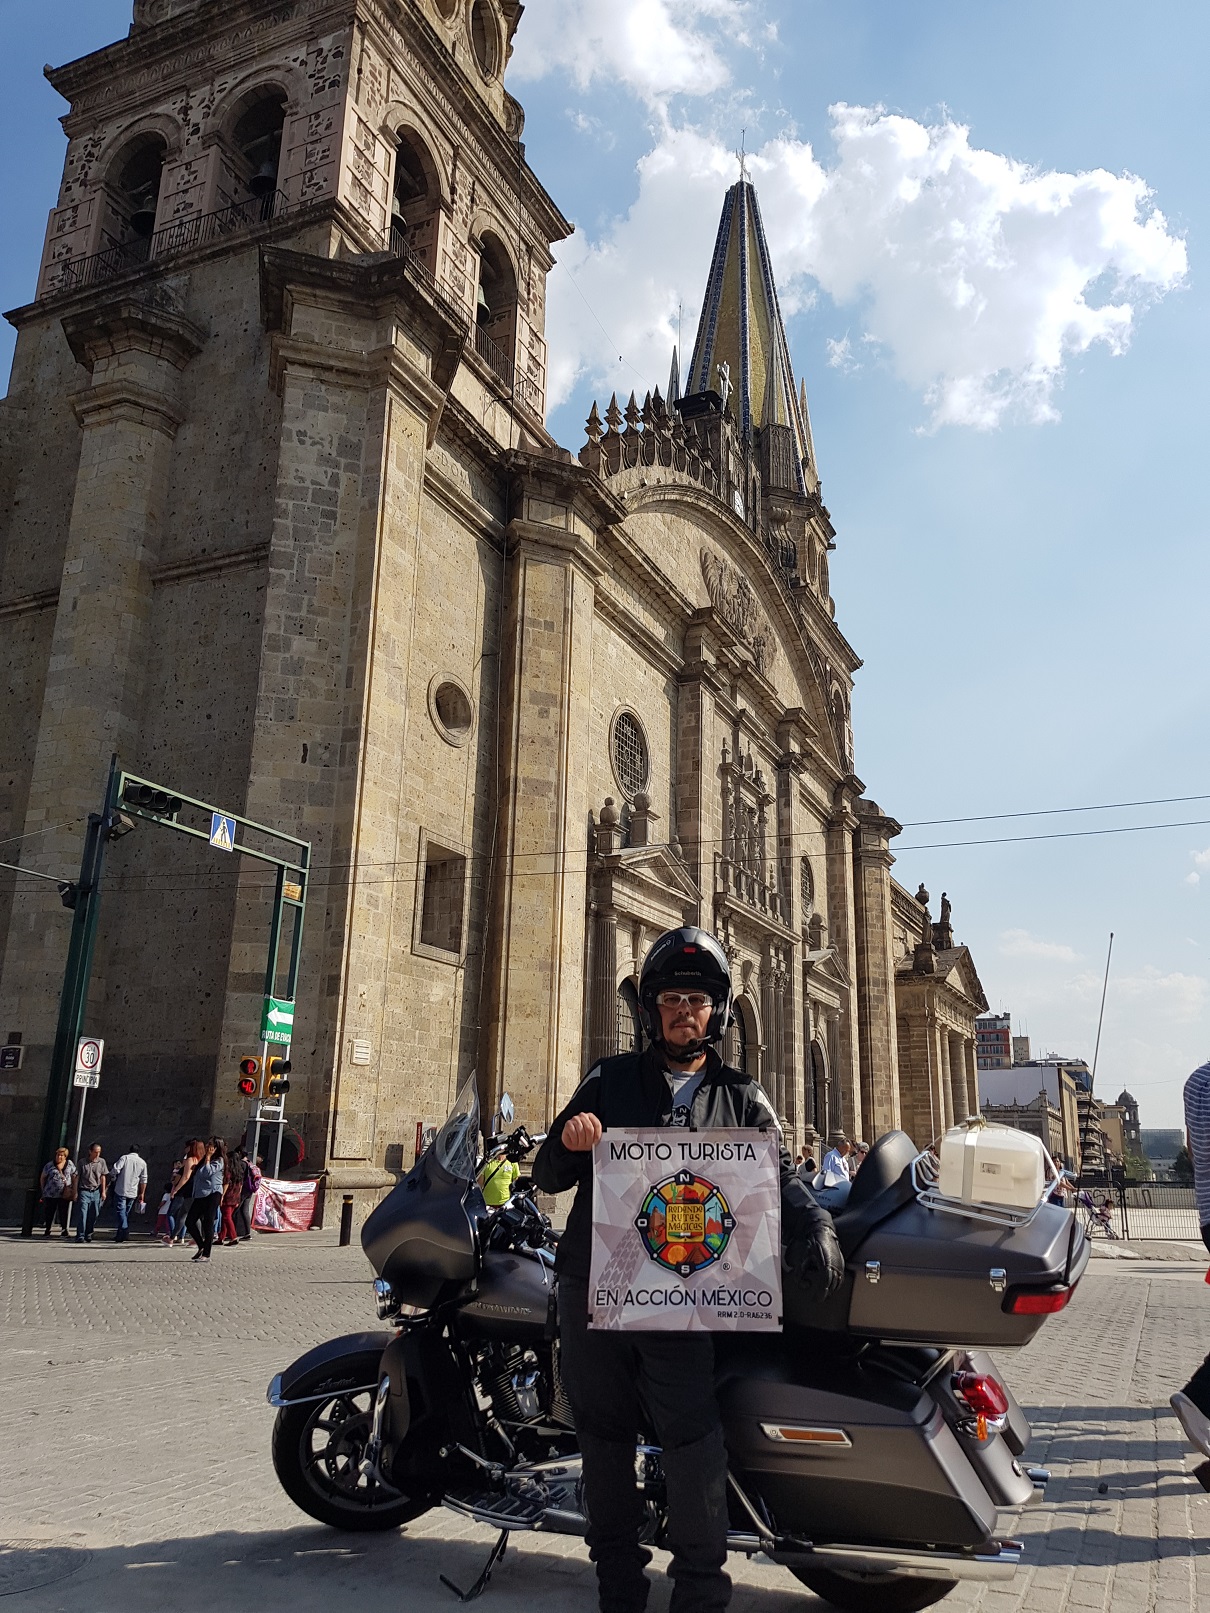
937;1122;1048;1210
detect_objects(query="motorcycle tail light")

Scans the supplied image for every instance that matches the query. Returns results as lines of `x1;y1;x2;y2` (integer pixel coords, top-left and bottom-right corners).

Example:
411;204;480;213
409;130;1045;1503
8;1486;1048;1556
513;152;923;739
1004;1284;1075;1315
952;1371;1010;1419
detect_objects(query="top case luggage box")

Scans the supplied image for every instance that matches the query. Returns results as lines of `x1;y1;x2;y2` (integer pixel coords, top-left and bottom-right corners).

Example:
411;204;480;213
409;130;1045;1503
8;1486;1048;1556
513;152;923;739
937;1123;1048;1210
842;1197;1088;1348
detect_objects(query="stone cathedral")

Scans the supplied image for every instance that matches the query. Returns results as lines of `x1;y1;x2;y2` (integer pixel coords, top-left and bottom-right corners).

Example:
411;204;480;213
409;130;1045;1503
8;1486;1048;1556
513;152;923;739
0;0;988;1215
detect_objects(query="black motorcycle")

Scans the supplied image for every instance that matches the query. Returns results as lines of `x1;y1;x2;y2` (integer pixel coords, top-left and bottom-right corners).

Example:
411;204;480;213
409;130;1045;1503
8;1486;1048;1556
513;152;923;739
268;1081;1087;1613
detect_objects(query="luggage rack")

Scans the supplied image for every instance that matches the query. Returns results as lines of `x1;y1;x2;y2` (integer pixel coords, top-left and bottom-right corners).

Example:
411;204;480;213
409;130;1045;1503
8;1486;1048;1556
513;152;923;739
911;1148;1057;1230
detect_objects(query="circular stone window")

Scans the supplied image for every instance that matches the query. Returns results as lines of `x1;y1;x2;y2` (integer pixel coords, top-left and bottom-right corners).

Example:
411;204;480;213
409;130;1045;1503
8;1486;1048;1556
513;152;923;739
429;676;474;746
610;709;649;800
469;0;500;78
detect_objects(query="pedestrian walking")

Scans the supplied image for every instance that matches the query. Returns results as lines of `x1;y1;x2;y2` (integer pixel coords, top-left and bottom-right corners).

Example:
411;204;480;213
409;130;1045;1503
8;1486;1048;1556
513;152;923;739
38;1147;77;1236
234;1149;262;1240
167;1141;204;1244
1171;1057;1210;1466
185;1137;225;1262
219;1148;244;1246
109;1147;148;1242
153;1188;173;1240
75;1142;108;1242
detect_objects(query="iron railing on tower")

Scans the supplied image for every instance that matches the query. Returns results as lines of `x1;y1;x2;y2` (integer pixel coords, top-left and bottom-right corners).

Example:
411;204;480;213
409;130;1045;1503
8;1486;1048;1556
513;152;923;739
44;190;290;296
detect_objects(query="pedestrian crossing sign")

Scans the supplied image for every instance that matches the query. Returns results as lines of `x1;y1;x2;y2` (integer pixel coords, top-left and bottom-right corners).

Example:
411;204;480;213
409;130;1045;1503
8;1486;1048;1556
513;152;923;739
209;812;236;852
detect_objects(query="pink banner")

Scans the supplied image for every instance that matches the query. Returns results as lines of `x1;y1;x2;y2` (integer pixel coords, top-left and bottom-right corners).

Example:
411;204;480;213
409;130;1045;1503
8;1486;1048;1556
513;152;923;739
253;1176;318;1232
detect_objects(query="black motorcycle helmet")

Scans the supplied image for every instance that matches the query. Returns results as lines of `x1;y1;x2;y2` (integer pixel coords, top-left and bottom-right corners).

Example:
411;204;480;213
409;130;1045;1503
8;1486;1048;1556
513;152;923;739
637;926;734;1052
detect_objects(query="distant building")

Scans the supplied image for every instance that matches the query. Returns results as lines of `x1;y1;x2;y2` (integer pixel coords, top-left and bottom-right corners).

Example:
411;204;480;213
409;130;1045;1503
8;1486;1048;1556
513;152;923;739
1012;1035;1032;1065
979;1061;1086;1169
981;1094;1064;1162
1116;1090;1142;1155
976;1013;1012;1070
1141;1129;1184;1178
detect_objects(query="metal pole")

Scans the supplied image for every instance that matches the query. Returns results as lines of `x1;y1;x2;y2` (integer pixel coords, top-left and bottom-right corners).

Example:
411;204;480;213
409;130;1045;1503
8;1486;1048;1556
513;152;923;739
65;1084;88;1235
24;757;118;1236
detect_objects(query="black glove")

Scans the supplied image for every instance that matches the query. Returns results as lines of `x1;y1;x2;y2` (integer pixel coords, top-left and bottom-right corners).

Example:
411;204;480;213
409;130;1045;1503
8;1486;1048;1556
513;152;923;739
784;1203;846;1300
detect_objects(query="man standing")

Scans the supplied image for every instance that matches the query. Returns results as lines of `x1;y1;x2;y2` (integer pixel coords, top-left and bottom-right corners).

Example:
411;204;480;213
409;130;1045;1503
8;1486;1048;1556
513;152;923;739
533;927;843;1613
75;1142;108;1243
812;1132;853;1212
109;1146;147;1242
1172;1057;1210;1464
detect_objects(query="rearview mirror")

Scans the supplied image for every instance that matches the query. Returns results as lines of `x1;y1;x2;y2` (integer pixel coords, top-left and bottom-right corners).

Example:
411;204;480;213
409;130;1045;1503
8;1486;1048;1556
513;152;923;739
498;1093;515;1127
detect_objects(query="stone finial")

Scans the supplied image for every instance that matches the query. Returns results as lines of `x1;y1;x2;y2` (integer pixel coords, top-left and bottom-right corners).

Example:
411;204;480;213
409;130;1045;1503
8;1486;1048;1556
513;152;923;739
604;393;623;434
585;401;602;443
915;883;930;908
721;738;731;767
630;789;659;847
594;796;624;856
641;390;654;428
624;391;641;430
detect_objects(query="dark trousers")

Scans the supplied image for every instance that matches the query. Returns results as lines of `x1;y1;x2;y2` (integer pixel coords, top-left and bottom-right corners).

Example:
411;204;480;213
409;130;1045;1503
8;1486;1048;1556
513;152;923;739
41;1197;68;1233
559;1279;731;1613
1180;1223;1210;1413
235;1195;254;1239
186;1193;220;1256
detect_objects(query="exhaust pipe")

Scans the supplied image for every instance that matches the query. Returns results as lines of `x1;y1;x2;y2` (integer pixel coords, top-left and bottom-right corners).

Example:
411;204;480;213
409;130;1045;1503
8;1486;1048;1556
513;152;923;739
770;1538;1023;1583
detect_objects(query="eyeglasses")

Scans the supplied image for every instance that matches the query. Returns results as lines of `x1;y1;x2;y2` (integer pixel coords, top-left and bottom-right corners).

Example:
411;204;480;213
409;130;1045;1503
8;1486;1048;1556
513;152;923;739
655;990;713;1010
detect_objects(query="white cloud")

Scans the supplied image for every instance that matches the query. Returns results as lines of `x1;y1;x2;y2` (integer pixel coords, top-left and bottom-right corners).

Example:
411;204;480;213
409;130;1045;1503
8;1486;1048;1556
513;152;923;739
507;0;750;106
1187;848;1210;887
1111;965;1209;1024
825;334;858;373
542;108;1187;429
999;928;1080;962
1187;872;1200;887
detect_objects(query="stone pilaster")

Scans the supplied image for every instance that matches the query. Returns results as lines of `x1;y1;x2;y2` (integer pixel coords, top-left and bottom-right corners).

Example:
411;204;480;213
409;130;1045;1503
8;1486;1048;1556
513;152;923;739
966;1036;980;1118
0;296;204;1184
851;797;903;1140
585;902;618;1067
948;1029;969;1122
825;783;862;1138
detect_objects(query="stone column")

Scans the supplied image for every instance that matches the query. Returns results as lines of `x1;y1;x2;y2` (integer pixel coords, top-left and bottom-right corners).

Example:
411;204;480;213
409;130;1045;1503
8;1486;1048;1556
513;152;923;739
585;901;618;1067
937;1022;954;1132
851;798;903;1140
966;1037;980;1118
676;617;723;920
825;785;862;1138
0;297;204;1188
949;1030;969;1122
759;949;780;1115
483;465;619;1126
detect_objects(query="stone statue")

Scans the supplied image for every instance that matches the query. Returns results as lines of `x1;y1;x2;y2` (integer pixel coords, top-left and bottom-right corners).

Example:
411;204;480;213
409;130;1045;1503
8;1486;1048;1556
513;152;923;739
715;360;732;412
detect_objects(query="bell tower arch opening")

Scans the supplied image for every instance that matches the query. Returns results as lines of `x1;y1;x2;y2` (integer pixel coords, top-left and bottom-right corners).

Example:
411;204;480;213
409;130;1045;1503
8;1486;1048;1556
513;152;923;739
110;133;167;242
390;128;442;274
474;231;519;382
229;88;288;210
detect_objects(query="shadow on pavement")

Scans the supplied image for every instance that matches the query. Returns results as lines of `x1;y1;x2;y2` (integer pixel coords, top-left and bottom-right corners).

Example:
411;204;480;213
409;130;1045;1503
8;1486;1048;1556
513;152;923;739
0;1525;812;1613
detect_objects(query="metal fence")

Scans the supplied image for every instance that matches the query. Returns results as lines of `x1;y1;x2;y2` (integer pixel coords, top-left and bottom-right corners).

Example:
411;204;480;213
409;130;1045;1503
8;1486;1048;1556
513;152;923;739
1077;1181;1205;1243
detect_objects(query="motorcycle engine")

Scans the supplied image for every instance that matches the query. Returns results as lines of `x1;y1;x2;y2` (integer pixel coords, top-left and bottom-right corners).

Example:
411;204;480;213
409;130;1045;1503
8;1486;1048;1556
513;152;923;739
483;1342;575;1430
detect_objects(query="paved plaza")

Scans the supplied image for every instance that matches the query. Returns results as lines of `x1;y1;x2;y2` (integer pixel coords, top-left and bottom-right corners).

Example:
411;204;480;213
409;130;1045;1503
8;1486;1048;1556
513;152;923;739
1;1229;1209;1612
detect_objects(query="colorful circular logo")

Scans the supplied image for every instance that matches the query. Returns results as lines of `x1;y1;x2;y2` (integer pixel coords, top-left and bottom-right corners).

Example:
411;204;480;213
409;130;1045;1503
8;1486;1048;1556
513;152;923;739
634;1169;736;1277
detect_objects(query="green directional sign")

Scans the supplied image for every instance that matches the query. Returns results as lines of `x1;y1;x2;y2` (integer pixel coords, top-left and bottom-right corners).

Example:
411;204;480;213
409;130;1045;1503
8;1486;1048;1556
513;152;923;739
261;996;295;1043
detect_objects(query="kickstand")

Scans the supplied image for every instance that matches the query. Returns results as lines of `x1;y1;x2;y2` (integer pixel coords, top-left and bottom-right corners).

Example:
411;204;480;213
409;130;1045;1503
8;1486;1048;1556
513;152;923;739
440;1528;509;1601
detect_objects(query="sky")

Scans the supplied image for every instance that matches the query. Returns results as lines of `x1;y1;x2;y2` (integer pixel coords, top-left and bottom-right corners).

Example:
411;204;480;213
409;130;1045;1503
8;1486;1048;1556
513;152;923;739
2;1;1208;1127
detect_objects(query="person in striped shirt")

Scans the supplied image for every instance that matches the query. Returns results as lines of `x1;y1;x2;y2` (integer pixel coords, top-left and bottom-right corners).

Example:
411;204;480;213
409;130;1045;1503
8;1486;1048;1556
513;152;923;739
1170;1059;1210;1460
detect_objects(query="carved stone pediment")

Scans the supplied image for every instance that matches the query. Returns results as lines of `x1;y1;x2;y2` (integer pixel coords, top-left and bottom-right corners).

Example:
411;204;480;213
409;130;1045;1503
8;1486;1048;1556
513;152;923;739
802;945;850;991
594;843;701;930
701;548;777;677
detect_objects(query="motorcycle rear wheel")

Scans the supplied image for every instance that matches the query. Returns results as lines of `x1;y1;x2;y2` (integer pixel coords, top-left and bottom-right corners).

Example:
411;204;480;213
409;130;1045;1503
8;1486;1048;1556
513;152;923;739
791;1565;957;1613
271;1349;433;1531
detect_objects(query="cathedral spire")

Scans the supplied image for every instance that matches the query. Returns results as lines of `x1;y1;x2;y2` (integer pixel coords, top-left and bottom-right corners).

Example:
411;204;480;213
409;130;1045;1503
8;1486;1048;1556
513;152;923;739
684;177;816;493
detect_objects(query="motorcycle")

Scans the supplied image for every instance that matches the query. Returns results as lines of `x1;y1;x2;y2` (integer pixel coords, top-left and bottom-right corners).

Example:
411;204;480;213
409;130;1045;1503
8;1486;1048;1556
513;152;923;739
268;1079;1088;1612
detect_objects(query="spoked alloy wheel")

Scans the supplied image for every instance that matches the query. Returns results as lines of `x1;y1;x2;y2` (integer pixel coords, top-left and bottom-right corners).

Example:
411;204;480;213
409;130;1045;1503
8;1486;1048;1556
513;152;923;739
791;1564;957;1613
271;1351;432;1531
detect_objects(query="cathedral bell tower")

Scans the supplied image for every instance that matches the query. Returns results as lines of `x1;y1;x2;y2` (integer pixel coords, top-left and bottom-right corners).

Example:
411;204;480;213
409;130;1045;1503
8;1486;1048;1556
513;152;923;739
0;1;573;1215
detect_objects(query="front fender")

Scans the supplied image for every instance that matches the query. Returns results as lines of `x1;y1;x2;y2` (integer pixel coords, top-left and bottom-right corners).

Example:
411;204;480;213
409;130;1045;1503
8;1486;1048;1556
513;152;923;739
268;1330;395;1406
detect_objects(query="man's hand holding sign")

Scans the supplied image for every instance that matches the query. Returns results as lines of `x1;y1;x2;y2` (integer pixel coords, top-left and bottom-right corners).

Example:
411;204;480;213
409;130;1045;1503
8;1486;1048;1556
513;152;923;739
533;927;844;1613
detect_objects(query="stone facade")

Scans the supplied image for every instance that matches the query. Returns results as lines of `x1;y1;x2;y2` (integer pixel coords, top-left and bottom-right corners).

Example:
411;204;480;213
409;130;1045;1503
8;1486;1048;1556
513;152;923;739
0;0;991;1216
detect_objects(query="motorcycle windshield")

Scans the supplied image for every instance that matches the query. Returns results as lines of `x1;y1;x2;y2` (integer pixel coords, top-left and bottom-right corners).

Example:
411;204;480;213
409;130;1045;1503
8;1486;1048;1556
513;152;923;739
434;1074;481;1182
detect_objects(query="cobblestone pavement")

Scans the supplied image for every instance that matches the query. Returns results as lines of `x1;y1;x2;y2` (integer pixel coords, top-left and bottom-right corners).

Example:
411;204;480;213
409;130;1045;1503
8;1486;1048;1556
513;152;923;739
1;1230;1209;1612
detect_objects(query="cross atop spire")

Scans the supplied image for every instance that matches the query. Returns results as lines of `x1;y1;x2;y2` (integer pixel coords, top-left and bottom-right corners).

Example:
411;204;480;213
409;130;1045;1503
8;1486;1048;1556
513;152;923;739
682;174;817;493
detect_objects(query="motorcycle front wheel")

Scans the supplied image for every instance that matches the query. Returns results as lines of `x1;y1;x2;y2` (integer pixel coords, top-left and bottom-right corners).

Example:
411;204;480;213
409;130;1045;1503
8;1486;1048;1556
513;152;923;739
791;1565;957;1613
271;1349;433;1531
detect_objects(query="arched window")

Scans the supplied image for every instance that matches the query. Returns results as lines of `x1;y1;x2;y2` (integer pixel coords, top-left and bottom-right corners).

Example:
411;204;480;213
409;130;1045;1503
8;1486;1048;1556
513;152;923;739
470;0;500;78
475;232;518;381
799;856;814;928
616;979;642;1056
724;997;751;1075
390;129;441;271
110;134;167;240
807;1037;828;1134
232;90;287;208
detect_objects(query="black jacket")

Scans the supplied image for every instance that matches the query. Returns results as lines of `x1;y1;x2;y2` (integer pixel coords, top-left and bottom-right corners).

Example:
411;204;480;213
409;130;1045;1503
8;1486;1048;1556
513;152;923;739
532;1044;821;1282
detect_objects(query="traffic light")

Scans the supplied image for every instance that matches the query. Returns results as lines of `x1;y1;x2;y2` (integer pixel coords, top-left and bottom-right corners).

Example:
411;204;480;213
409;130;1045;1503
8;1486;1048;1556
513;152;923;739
237;1055;261;1097
267;1056;292;1097
122;782;184;818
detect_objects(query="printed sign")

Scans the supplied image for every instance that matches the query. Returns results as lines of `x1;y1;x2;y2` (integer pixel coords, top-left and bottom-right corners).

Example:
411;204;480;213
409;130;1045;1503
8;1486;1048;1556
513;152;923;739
73;1036;104;1088
209;812;236;852
589;1128;782;1332
253;1176;318;1233
261;997;294;1043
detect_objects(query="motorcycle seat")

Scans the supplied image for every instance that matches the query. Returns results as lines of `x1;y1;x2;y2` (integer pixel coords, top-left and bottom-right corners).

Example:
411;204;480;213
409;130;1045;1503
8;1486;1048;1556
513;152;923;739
830;1129;919;1261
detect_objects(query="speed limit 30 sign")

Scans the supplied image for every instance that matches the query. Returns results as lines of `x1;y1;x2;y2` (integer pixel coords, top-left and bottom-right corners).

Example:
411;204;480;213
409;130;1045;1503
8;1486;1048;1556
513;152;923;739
73;1036;104;1089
